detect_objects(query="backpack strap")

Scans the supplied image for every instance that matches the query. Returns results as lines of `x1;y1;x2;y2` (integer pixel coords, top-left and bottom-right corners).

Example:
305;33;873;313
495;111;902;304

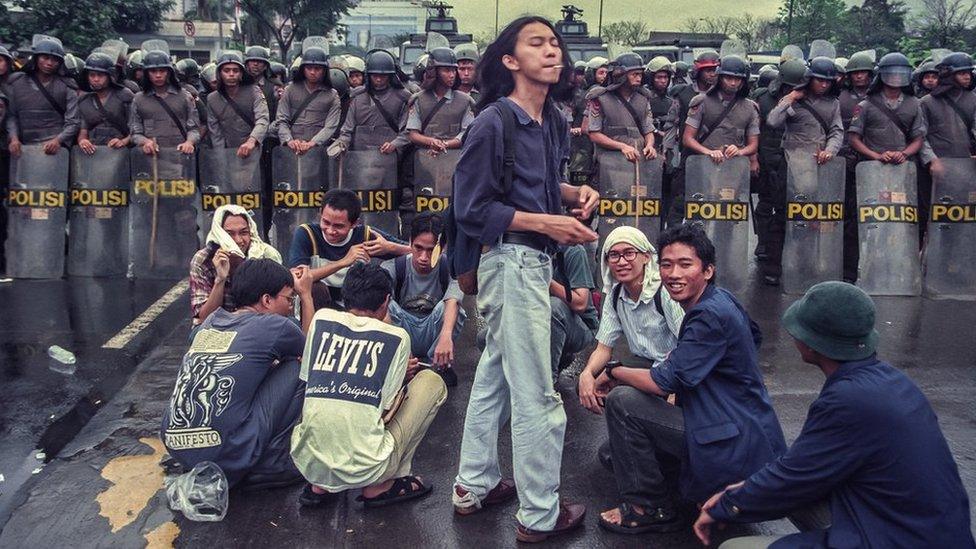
301;223;319;258
613;282;665;317
394;255;407;301
437;259;450;295
495;100;517;194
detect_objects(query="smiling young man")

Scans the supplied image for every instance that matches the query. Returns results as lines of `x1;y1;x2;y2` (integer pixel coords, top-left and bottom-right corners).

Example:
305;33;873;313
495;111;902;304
590;223;786;535
288;189;409;306
450;16;600;543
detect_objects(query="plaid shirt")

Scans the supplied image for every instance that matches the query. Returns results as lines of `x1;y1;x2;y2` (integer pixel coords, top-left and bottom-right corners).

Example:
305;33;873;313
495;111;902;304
189;247;236;320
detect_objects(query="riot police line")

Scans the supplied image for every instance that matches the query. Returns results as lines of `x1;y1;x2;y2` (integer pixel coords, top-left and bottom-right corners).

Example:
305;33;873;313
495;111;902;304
2;33;975;299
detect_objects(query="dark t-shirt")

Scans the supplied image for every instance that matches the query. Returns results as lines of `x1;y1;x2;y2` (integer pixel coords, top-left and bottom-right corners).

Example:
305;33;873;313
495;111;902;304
161;308;305;483
554;245;599;330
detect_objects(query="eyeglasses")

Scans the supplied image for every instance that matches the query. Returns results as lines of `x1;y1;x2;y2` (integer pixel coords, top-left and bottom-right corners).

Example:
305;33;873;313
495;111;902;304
606;249;640;264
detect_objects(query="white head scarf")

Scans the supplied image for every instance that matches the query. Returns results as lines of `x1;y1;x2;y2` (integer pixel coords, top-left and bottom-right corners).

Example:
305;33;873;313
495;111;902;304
599;226;661;301
206;204;282;263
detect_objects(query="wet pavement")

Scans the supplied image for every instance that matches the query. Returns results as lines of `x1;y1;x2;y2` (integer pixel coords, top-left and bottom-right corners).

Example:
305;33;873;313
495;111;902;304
0;265;974;548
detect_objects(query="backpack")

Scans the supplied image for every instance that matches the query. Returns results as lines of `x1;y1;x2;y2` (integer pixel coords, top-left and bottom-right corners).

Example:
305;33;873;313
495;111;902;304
443;99;518;295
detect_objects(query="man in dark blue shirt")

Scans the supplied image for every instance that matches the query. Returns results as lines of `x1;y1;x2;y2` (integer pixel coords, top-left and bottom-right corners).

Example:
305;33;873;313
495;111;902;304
450;17;600;544
593;223;786;534
694;281;975;549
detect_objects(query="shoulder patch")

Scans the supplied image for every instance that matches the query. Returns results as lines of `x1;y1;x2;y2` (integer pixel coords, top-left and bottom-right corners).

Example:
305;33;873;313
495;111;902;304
688;94;706;108
584;85;607;101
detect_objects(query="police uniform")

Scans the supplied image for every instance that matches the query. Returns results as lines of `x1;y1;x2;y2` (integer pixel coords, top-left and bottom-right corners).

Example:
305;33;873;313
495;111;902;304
336;85;410;151
78;86;134;145
839;87;868;280
754;84;787;257
4;71;80;145
586;86;655;154
129;85;201;147
275;82;342;145
405;88;474;140
205;84;270;148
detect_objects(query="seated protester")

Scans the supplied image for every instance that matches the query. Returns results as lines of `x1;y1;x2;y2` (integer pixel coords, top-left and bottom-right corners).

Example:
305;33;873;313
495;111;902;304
380;213;466;386
161;258;315;489
291;263;448;508
288;189;409;307
589;223;786;534
190;205;282;327
549;243;600;379
694;282;976;549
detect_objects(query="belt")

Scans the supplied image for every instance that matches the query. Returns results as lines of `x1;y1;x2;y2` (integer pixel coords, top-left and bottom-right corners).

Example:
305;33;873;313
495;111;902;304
501;231;552;253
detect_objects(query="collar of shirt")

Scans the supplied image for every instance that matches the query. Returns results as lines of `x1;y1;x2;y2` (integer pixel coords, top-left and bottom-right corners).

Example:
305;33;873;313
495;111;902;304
501;96;538;127
619;284;655;308
431;88;455;102
881;92;905;109
149;85;180;97
826;355;879;383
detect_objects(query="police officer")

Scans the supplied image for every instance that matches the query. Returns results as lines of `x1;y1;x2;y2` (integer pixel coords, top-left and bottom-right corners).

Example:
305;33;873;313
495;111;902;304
176;58;204;95
129;47;201;155
583;56;609;89
0;47;9;271
405;47;474;155
5;36;80;158
334;49;410;155
454;43;480;101
914;60;939;98
674;54;759;226
764;57;844;286
0;45;13;87
123;51;144;93
275;45;342;155
920;52;976;220
753;59;804;262
839;51;875;281
244;46;282;115
77;51;134;154
645;57;678;155
587;52;658;167
201;62;218;94
345;55;365;89
205;50;270;158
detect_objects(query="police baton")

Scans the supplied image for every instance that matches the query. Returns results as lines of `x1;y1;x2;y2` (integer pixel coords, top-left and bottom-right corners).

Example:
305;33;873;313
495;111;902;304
148;148;160;269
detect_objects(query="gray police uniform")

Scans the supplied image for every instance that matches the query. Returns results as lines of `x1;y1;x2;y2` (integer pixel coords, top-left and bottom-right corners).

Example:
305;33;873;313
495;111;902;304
337;86;410;151
405;88;474;140
129;85;202;147
79;87;134;144
4;71;80;144
205;84;270;148
275;83;342;145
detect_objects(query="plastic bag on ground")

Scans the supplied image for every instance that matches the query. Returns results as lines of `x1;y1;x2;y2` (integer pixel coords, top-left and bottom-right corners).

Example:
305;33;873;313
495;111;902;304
165;461;229;522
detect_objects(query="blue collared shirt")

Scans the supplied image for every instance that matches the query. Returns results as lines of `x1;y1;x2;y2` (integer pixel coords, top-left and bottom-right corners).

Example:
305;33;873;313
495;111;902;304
650;284;787;501
453;97;569;246
710;356;975;549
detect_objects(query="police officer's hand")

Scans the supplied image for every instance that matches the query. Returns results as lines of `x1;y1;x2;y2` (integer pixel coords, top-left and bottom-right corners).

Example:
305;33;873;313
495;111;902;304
342;243;370;266
433;334;454;367
749;154;760;177
142;140;159;155
642;143;658;160
8;138;22;157
929;157;946;179
107;137;128;149
620;143;640;162
815;150;833;165
177;141;195;155
287;139;303;154
291;265;313;296
707;149;725;163
785;89;805;104
722;144;741;158
548;215;598;245
379;141;397;154
427;137;447;153
571;184;600;220
43;137;61;155
237;138;257;159
882;150;907;164
79;138;97;155
213;250;231;281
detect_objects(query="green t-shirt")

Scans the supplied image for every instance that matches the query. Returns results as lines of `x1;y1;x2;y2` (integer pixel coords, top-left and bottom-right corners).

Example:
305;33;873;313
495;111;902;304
555;245;599;330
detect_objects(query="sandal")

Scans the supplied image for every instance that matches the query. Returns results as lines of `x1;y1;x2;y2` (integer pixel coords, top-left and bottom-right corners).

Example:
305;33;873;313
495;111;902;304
597;502;683;534
357;475;432;508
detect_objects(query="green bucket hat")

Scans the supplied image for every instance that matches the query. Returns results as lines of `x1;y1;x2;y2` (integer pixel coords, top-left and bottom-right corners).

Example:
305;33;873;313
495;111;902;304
782;281;878;361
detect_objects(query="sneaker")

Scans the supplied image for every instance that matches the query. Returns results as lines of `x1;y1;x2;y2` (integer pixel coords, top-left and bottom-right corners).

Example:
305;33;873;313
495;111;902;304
515;500;586;543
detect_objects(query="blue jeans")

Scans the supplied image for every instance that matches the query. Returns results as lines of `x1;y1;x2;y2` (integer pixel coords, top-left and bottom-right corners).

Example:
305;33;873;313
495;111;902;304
388;299;467;360
455;244;567;530
550;296;596;377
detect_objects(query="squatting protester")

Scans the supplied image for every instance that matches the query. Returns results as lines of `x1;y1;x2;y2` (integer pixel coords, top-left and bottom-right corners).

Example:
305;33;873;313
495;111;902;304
381;213;465;386
591;223;786;534
548;243;599;380
290;263;447;508
161;258;315;489
288;189;409;308
190;205;282;327
694;282;975;549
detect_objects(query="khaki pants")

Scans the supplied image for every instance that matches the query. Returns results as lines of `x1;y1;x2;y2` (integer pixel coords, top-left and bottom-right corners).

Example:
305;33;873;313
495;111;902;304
378;369;447;481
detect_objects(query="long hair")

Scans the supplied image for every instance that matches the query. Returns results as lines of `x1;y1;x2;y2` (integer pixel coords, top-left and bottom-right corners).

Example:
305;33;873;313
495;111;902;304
474;16;574;113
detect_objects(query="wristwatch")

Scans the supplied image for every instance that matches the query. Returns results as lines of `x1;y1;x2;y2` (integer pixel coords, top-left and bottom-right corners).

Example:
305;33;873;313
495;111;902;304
604;360;620;380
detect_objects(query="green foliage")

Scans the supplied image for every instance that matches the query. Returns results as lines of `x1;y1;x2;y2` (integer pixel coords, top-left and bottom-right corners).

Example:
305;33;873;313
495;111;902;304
602;21;649;47
776;0;848;47
238;0;355;62
838;0;907;55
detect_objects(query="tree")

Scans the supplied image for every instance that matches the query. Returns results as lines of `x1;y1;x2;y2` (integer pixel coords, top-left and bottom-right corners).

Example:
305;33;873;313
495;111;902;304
838;0;907;54
682;15;780;51
6;0;172;54
602;21;648;47
238;0;355;62
776;0;848;47
914;0;976;48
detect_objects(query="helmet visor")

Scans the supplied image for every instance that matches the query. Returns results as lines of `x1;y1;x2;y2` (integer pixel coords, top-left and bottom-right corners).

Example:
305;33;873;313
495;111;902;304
880;66;912;88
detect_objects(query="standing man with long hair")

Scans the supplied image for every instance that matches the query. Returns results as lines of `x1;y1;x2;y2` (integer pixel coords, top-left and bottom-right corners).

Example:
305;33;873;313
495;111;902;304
450;16;600;543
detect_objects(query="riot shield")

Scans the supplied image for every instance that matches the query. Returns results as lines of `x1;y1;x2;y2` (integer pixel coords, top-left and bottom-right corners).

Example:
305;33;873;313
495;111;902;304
68;146;130;277
856;161;921;296
197;147;265;242
336;150;399;235
780;45;805;63
719;39;746;58
684;156;751;290
781;150;845;294
5;145;69;279
923;158;976;298
413;149;459;215
128;149;198;279
597;152;663;248
808;40;836;60
270;146;329;256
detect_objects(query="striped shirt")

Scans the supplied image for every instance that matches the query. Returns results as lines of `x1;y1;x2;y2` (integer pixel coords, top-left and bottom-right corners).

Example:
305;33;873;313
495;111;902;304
596;284;684;363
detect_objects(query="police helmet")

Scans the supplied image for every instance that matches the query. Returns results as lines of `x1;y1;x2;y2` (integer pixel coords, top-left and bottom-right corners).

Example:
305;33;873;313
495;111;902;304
301;47;330;67
32;37;65;60
365;49;398;75
454;43;480;63
215;50;246;71
84;52;116;75
613;52;644;73
244;45;271;64
806;56;838;81
716;55;749;79
427;47;458;69
142;50;173;71
846;51;876;74
876;52;913;88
